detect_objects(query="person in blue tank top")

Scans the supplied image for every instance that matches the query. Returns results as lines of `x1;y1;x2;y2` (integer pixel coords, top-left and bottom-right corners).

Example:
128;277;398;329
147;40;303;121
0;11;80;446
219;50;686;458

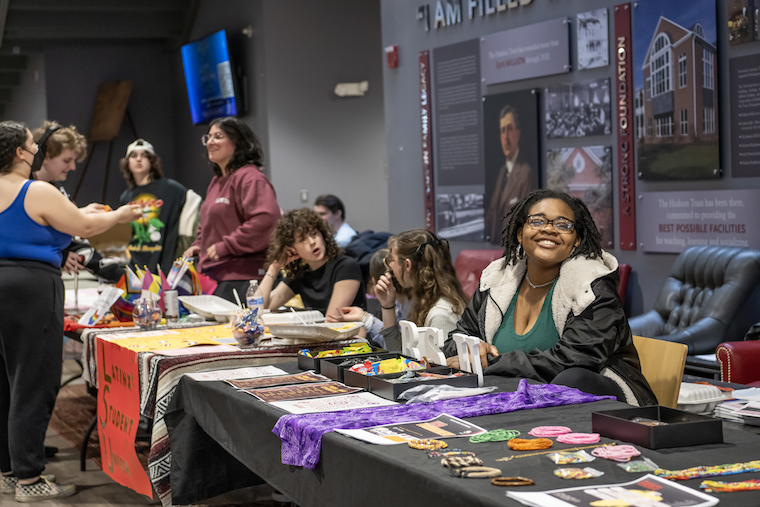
444;190;656;407
0;121;139;502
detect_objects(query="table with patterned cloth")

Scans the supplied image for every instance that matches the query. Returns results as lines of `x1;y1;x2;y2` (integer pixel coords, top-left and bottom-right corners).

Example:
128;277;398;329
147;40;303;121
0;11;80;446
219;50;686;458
81;324;363;505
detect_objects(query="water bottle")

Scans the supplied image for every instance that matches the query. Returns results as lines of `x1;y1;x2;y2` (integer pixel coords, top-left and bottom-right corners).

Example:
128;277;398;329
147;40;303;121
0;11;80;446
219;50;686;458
246;279;264;319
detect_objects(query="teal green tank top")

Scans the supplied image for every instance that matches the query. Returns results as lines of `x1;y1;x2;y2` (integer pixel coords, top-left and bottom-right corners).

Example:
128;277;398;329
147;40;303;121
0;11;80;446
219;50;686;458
492;281;560;354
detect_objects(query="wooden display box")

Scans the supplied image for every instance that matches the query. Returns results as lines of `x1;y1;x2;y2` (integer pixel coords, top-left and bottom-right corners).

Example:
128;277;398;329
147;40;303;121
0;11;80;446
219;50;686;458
368;366;478;401
591;406;723;449
297;348;385;374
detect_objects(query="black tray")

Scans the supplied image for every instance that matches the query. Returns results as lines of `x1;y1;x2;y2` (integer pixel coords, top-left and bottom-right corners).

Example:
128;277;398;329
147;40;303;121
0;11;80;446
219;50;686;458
297;347;385;374
368;366;478;401
319;352;396;383
341;354;422;390
592;405;723;449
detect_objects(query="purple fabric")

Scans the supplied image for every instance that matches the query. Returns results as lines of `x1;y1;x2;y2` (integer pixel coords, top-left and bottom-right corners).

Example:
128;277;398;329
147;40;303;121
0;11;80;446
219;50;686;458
272;379;613;468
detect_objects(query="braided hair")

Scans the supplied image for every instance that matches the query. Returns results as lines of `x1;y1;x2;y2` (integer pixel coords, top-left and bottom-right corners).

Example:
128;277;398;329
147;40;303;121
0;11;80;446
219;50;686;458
501;189;602;267
388;229;468;326
0;121;28;175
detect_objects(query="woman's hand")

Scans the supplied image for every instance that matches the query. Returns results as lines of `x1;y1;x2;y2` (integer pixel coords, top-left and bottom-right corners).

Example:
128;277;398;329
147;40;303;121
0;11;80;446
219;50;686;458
114;203;141;223
278;247;300;267
446;355;460;369
445;343;498;370
206;244;220;261
339;306;365;321
62;251;84;274
183;245;200;258
375;272;397;309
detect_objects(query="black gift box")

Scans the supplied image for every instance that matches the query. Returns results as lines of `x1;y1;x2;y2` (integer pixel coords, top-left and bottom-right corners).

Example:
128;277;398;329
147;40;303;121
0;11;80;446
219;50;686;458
368;366;479;401
297;347;385;374
319;352;397;383
592;406;723;449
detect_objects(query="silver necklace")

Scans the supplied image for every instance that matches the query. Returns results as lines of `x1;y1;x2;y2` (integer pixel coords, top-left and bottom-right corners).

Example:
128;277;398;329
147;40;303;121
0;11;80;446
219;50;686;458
525;272;557;289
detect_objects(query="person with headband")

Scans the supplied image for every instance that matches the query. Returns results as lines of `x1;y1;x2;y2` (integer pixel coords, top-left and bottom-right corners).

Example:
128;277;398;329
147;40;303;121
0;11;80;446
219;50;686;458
258;208;366;321
119;138;188;274
32;121;124;282
0;121;139;501
371;229;468;352
445;190;656;406
183;117;280;303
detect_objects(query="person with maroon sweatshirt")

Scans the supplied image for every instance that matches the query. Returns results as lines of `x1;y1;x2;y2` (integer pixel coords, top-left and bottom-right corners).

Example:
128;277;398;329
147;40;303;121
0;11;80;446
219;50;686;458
183;117;280;303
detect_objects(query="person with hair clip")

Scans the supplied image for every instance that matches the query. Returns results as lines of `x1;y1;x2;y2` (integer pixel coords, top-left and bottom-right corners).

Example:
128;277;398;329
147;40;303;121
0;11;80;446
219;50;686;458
119;138;188;274
373;229;469;352
182;117;280;303
32;121;124;282
257;208;366;321
444;189;656;406
0;121;139;501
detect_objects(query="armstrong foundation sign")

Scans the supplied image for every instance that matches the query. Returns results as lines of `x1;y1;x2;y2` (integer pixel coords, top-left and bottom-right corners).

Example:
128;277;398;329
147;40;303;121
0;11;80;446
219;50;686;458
615;3;636;250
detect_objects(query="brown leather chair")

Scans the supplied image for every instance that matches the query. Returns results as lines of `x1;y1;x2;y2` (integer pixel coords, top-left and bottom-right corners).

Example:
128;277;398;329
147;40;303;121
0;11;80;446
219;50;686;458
629;246;760;355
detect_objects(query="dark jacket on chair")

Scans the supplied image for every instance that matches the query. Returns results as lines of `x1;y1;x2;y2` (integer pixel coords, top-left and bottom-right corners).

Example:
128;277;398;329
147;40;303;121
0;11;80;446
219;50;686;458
444;252;657;407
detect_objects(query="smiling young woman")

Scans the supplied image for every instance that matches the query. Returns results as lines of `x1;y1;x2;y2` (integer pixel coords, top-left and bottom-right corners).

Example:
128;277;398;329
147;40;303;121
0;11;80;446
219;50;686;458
444;189;657;407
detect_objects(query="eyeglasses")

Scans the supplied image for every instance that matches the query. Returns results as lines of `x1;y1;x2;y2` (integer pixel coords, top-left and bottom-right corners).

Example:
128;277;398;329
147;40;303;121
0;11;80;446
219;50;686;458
525;214;575;233
201;132;227;146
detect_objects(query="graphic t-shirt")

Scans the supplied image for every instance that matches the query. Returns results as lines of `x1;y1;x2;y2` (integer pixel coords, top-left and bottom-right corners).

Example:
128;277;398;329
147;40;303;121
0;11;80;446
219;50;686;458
120;178;186;274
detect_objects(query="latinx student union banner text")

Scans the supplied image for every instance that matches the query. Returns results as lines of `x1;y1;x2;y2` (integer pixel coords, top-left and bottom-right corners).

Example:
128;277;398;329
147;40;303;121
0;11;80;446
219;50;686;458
637;189;760;253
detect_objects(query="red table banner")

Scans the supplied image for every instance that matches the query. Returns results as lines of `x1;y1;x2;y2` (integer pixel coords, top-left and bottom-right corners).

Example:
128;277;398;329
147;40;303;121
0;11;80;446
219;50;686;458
615;3;636;250
97;338;153;497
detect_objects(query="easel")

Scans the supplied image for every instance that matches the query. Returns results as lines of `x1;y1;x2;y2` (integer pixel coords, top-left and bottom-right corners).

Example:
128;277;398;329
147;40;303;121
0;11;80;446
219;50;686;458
72;81;138;203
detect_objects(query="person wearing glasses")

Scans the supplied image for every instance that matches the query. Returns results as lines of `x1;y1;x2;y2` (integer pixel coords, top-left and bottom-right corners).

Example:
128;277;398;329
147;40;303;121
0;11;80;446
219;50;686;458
119;139;188;274
182;117;280;302
257;208;366;321
0;121;139;501
371;229;468;352
445;190;656;406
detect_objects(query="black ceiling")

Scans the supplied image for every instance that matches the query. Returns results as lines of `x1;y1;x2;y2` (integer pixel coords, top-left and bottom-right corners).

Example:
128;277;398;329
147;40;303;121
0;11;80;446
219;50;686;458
0;0;200;115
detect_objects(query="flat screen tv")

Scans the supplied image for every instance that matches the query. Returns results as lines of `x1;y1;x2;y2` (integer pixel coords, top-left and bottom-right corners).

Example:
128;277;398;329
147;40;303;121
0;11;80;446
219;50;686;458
181;29;240;124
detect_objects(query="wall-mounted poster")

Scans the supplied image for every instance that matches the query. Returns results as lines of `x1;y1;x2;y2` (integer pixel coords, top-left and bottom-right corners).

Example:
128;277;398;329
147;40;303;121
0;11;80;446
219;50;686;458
483;90;540;245
436;193;484;242
633;0;720;180
637;189;760;252
480;17;570;86
545;78;611;138
727;0;756;45
547;146;614;248
730;54;760;177
577;8;609;70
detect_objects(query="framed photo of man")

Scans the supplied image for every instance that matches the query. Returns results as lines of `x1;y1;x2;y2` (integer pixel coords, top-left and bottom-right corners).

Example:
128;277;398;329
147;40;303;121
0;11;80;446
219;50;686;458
483;90;540;245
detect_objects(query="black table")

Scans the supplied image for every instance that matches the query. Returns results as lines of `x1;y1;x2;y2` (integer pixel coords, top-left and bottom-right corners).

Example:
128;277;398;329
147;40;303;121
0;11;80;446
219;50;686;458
165;363;760;507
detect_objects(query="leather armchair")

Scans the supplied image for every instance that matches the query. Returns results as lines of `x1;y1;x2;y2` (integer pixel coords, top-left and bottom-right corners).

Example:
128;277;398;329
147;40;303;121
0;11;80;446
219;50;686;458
628;246;760;355
716;341;760;387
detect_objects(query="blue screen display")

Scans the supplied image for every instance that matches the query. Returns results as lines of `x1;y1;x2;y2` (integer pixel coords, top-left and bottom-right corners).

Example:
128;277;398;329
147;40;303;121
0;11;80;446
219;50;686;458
181;30;238;124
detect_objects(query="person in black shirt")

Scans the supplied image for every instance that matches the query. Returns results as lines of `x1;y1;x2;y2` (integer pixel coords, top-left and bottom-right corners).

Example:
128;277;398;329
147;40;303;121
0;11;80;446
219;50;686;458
119;139;187;274
258;208;366;320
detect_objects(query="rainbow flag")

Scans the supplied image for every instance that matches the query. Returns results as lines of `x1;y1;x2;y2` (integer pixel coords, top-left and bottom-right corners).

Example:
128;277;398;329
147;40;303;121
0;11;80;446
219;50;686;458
110;267;143;321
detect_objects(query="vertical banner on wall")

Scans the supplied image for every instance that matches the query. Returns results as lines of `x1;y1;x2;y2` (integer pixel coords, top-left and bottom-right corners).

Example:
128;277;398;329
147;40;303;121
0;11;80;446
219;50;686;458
615;3;636;250
420;50;435;232
97;338;153;497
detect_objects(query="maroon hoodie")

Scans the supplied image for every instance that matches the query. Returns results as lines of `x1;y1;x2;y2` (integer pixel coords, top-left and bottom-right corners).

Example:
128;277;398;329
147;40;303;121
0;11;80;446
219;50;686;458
193;165;280;281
